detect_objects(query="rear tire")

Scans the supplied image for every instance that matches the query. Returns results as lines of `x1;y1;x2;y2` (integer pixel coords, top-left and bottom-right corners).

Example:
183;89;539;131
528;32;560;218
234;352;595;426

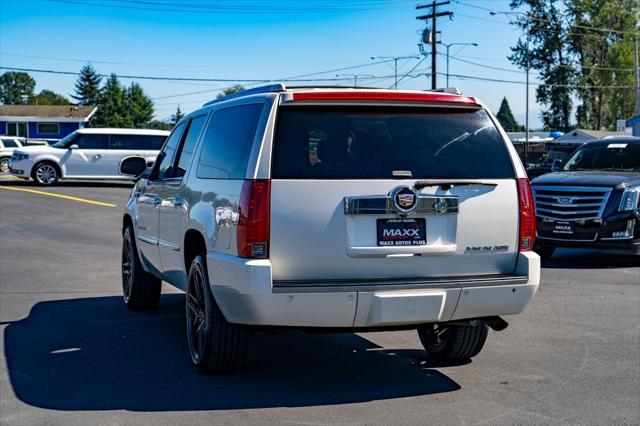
417;322;488;360
32;161;60;186
186;254;250;373
535;245;556;259
121;226;161;310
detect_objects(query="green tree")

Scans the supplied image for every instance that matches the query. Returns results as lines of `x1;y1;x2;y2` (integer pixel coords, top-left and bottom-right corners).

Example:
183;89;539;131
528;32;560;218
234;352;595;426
509;0;575;132
216;84;245;99
496;97;525;131
0;72;36;104
72;64;102;106
94;74;132;128
567;0;638;130
34;89;71;105
148;119;172;131
126;82;154;128
171;105;184;126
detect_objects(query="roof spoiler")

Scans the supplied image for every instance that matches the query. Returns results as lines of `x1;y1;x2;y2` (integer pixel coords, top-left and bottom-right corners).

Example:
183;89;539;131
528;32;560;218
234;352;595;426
203;83;286;107
202;83;469;107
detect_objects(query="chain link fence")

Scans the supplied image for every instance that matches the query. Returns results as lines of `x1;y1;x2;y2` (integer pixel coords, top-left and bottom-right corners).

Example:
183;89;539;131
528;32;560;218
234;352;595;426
512;142;579;178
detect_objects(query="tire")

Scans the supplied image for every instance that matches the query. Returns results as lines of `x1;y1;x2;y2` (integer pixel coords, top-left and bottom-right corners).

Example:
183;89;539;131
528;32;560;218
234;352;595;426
0;157;10;173
417;321;489;360
186;254;250;373
121;226;161;310
32;161;60;186
535;245;556;259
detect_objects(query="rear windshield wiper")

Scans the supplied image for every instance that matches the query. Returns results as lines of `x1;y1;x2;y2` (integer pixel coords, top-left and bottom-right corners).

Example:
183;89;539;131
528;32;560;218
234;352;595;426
414;180;498;190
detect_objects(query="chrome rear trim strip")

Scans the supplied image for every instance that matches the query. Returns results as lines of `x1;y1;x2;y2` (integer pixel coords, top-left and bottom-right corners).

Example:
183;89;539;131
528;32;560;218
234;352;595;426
272;274;528;293
344;194;459;215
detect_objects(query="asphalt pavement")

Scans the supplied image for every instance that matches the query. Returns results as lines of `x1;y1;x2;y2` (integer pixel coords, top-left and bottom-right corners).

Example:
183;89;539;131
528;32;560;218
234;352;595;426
0;179;638;425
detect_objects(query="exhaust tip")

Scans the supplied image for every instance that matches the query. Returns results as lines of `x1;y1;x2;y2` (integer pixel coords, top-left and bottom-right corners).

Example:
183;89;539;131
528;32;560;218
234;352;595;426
485;316;509;331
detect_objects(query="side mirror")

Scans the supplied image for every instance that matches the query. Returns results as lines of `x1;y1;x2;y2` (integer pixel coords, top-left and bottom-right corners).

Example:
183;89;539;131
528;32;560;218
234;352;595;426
551;159;564;172
69;144;79;150
119;157;148;179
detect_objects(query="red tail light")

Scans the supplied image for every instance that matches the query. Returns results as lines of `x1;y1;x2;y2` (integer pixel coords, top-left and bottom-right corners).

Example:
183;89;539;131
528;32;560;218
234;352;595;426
517;178;536;251
237;180;270;258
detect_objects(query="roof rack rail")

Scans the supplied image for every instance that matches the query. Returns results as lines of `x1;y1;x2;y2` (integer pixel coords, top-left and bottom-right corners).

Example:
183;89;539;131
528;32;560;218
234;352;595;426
428;87;462;95
203;83;286;107
285;85;383;90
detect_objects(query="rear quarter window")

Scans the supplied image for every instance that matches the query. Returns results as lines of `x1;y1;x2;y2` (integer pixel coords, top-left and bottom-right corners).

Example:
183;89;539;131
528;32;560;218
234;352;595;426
272;106;514;179
197;103;264;179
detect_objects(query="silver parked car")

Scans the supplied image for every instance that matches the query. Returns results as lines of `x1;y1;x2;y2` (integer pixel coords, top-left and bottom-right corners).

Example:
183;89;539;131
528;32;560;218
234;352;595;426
120;84;540;372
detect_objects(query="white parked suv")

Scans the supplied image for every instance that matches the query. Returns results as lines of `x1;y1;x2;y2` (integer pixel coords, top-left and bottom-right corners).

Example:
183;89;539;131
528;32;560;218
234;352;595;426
0;136;24;173
120;84;540;373
9;128;169;185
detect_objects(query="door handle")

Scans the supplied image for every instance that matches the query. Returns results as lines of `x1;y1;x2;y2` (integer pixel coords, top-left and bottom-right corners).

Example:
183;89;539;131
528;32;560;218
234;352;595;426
93;154;102;159
170;197;184;207
139;194;161;205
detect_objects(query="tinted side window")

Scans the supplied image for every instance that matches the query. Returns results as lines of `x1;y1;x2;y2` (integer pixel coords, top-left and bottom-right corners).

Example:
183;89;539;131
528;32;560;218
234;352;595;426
175;115;207;178
144;135;167;150
75;134;108;149
109;134;140;150
156;123;186;180
197;104;263;179
3;139;18;148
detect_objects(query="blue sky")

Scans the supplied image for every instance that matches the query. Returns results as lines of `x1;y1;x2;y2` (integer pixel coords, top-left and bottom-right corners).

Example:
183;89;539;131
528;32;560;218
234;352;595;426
0;0;541;127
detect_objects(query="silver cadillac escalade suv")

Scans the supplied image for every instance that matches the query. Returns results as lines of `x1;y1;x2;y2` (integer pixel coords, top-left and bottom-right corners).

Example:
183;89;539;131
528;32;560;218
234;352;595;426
120;84;540;373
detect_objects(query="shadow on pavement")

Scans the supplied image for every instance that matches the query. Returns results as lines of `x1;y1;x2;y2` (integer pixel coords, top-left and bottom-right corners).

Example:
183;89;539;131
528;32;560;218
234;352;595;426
4;294;460;411
0;179;134;188
542;248;639;269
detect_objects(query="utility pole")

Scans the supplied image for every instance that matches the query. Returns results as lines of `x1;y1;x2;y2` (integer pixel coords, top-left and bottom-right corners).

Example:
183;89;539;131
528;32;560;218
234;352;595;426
416;1;453;89
635;35;639;116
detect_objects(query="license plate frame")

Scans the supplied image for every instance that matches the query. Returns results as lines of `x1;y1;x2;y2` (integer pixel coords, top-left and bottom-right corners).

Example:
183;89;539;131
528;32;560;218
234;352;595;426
552;221;574;235
377;218;427;246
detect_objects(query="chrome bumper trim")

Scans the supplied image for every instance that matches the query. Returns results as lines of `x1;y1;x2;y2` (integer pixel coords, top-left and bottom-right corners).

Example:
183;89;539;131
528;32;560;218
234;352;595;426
272;274;528;293
344;194;458;215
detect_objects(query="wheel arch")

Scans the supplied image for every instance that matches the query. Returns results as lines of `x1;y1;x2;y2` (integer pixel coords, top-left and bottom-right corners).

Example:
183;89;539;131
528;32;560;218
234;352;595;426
184;229;207;272
123;214;134;234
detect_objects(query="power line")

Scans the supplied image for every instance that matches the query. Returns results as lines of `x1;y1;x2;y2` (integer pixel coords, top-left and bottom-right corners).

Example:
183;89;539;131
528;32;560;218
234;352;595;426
442;72;634;89
442;54;524;74
441;53;636;75
148;58;399;100
0;52;341;70
44;0;415;14
394;56;428;87
0;66;372;83
456;0;639;35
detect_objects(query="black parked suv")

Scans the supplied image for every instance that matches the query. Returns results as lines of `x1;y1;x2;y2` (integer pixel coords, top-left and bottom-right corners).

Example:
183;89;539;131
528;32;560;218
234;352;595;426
531;137;640;257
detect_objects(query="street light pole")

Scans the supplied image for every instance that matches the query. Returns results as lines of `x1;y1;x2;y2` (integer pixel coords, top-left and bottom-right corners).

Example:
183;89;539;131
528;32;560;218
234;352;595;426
394;58;398;89
446;45;450;87
336;74;375;87
491;9;530;163
438;42;478;87
525;13;530;148
371;55;420;89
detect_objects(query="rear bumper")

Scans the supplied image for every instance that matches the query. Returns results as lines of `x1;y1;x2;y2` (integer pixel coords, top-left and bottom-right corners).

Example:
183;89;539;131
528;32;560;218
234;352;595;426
206;251;540;328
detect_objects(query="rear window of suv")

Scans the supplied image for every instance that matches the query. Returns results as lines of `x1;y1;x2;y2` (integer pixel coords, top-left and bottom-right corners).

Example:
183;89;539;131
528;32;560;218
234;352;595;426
272;106;514;179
